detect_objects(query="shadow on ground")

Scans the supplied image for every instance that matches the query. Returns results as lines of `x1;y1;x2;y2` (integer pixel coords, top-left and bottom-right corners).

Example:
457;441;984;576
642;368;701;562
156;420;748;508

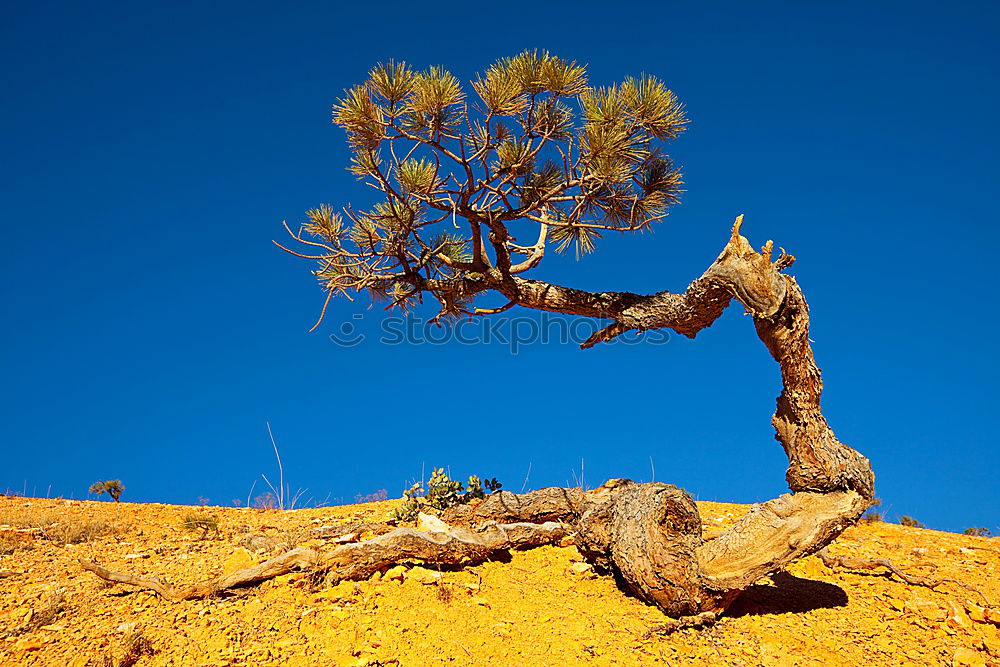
724;571;848;617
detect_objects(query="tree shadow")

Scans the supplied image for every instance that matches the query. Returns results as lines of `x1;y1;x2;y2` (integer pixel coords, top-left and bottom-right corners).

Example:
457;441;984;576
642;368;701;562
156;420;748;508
724;571;848;617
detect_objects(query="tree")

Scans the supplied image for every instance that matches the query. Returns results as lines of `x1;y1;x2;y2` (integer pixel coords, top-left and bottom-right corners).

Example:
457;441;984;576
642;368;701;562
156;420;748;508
83;51;904;624
89;480;124;503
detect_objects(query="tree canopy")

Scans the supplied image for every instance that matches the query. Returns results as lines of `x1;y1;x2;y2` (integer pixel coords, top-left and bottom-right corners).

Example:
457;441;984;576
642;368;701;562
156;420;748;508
277;50;690;332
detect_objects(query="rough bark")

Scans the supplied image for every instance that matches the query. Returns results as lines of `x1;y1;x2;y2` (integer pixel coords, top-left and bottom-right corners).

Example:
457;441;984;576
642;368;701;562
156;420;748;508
81;520;568;601
83;217;878;620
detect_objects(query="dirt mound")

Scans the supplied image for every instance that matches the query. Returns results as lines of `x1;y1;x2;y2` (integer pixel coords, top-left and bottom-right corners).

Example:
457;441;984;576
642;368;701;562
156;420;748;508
1;496;997;666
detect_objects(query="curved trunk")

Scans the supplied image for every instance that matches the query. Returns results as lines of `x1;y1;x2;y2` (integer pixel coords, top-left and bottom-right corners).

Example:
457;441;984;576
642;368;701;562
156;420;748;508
83;218;875;620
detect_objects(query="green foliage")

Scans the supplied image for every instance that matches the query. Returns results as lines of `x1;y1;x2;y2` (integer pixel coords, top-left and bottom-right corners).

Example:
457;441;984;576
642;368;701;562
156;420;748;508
389;482;423;523
899;516;925;529
181;513;220;539
89;479;124;502
963;527;992;537
283;51;689;323
389;469;503;523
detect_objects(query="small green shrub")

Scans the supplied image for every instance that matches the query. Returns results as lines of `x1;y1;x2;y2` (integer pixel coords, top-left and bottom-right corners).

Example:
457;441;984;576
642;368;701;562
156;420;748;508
390;469;503;523
963;527;991;537
899;516;925;529
390;482;423;523
89;480;124;502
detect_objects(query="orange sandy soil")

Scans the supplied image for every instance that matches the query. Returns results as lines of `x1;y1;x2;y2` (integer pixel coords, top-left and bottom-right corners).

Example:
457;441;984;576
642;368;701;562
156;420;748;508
1;495;998;667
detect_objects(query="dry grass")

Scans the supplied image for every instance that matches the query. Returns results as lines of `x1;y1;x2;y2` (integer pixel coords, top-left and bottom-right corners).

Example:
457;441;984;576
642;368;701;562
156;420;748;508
3;587;66;637
0;507;118;550
102;630;154;667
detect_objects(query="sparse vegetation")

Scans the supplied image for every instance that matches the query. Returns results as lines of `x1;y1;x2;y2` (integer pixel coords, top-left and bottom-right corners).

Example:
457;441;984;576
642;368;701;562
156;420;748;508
861;497;883;523
252;493;279;510
355;489;388;504
0;507;116;549
390;469;503;522
102;629;155;667
963;527;991;537
900;516;925;529
181;513;220;539
89;480;125;502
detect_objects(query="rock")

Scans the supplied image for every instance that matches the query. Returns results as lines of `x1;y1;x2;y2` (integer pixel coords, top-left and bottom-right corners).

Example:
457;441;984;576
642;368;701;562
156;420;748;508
117;621;137;634
335;532;359;544
14;637;45;652
123;553;148;559
904;596;946;622
315;584;353;602
966;603;988;623
384;566;407;582
945;600;973;631
952;647;986;667
407;567;441;585
416;513;449;533
559;536;575;547
39;624;63;631
568;562;596;578
222;547;256;574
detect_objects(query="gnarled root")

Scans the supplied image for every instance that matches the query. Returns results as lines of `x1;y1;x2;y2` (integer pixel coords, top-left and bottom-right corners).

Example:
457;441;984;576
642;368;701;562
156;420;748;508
815;548;988;602
81;219;881;619
81;520;568;601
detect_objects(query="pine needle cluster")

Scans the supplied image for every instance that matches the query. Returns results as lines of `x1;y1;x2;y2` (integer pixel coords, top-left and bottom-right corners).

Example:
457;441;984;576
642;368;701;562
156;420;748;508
279;51;688;326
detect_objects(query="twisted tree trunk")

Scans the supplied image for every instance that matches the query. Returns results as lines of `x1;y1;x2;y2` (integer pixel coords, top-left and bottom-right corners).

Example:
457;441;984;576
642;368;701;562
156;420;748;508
82;218;874;619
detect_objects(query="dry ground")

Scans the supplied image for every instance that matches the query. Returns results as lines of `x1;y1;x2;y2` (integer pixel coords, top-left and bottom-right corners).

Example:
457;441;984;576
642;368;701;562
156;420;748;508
1;495;997;666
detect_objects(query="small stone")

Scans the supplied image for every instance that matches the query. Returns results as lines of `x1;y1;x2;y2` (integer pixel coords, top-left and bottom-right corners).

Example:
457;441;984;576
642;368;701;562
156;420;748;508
315;585;351;602
568;562;596;578
952;647;986;667
407;567;441;585
222;547;256;574
384;566;407;582
966;603;987;623
559;536;575;547
335;532;359;544
416;513;449;533
14;637;45;652
945;601;972;631
39;624;63;632
123;553;148;560
117;621;137;634
904;596;946;622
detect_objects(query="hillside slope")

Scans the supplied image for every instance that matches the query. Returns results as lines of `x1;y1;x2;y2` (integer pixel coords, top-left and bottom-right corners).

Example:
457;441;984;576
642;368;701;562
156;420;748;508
1;496;997;666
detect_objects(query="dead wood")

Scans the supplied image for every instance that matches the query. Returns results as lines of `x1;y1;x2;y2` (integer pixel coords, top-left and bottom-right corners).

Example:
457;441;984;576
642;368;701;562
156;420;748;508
81;521;568;601
815;548;988;602
82;220;902;618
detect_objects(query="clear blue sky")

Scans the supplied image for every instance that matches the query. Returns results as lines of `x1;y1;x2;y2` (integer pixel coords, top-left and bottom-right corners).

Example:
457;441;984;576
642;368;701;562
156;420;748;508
2;1;996;532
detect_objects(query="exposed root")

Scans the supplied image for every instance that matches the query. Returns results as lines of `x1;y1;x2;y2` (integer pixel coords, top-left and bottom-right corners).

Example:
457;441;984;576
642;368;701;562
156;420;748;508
81;222;881;619
816;548;988;602
82;521;567;601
